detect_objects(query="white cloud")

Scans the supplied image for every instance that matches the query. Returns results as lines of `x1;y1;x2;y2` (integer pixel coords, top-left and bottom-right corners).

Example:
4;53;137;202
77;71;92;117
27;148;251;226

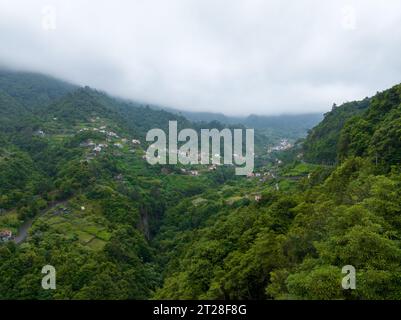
1;0;401;115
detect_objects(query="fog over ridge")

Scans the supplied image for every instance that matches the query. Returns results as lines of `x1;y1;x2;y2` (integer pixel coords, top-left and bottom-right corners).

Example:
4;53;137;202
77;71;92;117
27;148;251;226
1;0;401;116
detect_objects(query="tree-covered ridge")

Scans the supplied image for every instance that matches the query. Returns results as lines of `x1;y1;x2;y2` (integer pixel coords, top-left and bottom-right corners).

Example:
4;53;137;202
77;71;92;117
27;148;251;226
154;157;401;299
2;70;401;300
0;71;250;299
154;83;401;300
165;107;323;148
302;98;370;164
0;70;77;110
338;84;401;169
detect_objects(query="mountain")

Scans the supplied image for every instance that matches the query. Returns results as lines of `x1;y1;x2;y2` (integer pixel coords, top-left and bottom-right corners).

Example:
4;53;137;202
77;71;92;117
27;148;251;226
0;70;244;299
302;98;370;164
0;70;78;133
164;108;235;123
0;69;77;110
338;84;401;168
303;83;401;167
165;107;323;142
154;82;401;300
3;69;401;300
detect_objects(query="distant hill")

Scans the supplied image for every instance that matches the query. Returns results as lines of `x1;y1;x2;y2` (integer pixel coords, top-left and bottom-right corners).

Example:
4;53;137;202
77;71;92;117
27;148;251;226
165;108;235;124
0;69;77;110
0;70;77;130
164;107;322;142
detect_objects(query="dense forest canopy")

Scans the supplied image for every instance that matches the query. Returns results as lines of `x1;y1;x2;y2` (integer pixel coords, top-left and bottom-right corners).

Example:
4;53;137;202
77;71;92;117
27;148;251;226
1;70;401;300
302;98;370;164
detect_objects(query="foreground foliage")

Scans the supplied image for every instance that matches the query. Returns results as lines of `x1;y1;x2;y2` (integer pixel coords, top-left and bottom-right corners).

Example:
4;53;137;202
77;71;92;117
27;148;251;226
1;71;401;300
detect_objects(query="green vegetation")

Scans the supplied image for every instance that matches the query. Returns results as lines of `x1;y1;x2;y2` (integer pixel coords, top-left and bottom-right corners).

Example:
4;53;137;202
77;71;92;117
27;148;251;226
155;157;401;299
303;98;370;164
170;108;322;144
1;70;401;300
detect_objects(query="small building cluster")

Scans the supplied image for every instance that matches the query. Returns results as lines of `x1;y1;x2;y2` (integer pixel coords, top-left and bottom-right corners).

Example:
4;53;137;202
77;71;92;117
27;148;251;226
246;172;263;178
132;139;141;145
77;125;142;160
0;229;13;242
35;130;46;137
178;168;199;176
267;139;293;153
247;171;277;183
78;127;120;139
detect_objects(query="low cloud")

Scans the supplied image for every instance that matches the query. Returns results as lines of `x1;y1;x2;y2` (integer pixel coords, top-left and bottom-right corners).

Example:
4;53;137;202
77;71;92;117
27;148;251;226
1;0;401;115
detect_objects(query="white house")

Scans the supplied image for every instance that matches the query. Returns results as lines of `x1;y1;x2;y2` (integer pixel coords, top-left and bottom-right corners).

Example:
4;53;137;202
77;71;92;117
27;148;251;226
132;139;141;145
108;131;119;138
93;146;102;153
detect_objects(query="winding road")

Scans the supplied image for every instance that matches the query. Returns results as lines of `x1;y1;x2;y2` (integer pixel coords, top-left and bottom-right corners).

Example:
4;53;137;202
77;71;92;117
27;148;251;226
13;200;67;244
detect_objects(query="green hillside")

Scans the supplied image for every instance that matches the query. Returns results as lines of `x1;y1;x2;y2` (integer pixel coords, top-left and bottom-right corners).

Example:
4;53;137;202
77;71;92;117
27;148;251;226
1;70;401;300
338;84;401;169
0;71;248;299
303;98;370;164
165;107;323;145
0;70;77;110
154;85;401;300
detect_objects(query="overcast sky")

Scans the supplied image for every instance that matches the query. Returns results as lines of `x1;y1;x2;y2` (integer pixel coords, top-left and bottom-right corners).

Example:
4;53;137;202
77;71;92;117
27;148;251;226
1;0;401;115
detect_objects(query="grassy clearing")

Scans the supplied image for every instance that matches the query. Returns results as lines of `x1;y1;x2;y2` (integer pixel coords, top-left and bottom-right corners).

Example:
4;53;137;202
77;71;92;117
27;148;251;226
75;230;95;243
282;162;318;176
86;238;106;250
225;196;245;205
192;198;208;206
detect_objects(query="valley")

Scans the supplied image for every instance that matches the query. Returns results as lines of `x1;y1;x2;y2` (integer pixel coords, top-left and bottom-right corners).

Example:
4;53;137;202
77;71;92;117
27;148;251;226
1;70;401;300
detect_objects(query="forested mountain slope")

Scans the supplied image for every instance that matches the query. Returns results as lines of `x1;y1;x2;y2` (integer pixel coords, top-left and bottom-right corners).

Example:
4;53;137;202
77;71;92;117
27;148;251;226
2;70;401;300
303;83;401;168
338;84;401;169
165;107;323;143
0;70;77;110
303;98;370;164
0;71;245;299
155;84;401;300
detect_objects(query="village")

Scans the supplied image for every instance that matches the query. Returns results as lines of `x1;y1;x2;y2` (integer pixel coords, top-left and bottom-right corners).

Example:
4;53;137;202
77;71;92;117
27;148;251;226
76;124;142;162
33;117;262;179
267;138;293;153
32;119;296;185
